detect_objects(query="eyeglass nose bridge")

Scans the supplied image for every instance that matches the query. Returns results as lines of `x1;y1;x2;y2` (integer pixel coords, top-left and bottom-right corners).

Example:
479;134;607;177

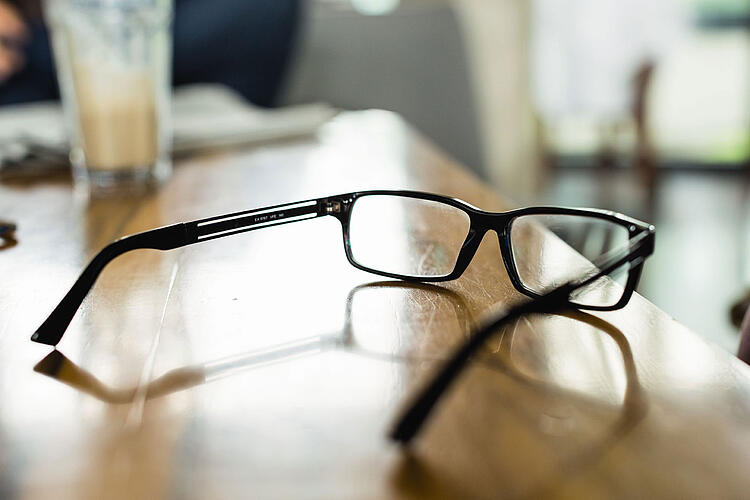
450;213;516;281
483;213;534;297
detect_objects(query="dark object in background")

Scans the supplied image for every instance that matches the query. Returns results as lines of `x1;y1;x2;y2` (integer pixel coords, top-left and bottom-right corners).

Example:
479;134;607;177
0;218;17;249
0;219;15;238
730;290;750;329
737;305;750;364
172;0;300;107
0;0;301;107
0;15;57;105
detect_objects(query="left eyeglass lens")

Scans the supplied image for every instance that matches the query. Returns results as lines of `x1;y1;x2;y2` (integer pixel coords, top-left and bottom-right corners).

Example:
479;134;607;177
348;195;471;277
510;214;630;306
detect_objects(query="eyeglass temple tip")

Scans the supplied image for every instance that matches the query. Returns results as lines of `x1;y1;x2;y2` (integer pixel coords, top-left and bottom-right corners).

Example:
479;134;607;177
31;325;62;346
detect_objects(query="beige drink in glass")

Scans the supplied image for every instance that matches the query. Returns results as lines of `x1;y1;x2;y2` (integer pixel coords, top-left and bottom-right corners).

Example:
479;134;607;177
45;0;172;195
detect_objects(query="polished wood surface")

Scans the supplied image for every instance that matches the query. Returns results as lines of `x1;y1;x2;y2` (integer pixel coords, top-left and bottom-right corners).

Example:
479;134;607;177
2;110;750;499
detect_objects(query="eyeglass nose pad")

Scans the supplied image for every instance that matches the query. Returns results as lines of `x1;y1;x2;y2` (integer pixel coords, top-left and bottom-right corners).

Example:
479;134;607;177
460;227;481;249
450;227;484;277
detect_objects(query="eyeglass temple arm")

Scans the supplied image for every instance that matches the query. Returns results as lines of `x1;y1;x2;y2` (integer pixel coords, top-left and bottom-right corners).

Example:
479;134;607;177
31;198;332;346
388;288;571;445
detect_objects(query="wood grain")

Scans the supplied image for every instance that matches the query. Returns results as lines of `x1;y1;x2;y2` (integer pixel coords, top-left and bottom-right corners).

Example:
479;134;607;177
2;110;750;499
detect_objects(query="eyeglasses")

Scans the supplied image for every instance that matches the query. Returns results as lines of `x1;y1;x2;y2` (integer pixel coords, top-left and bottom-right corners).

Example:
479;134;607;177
390;228;654;444
31;190;655;346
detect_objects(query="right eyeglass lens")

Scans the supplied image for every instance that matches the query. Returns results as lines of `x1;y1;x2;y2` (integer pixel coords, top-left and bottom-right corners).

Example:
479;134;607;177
510;214;630;307
348;195;471;278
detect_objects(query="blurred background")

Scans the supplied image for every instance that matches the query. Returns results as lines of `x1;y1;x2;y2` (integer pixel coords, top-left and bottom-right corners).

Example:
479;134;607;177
280;0;750;354
2;0;748;352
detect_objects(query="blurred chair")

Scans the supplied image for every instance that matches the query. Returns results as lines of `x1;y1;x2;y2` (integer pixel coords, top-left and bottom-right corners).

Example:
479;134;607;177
281;0;485;177
541;60;658;203
531;0;686;211
632;61;657;193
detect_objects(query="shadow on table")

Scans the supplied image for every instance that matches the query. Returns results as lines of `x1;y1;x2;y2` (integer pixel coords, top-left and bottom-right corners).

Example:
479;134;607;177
33;280;645;497
0;235;17;251
33;281;473;403
391;308;647;499
0;220;17;250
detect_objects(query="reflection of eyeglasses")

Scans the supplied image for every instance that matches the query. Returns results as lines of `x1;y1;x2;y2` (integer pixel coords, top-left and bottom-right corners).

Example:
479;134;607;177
32;280;469;403
390;229;654;445
31;190;655;346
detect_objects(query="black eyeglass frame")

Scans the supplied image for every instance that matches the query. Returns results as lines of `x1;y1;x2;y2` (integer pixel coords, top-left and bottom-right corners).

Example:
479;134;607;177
341;192;651;310
31;190;654;346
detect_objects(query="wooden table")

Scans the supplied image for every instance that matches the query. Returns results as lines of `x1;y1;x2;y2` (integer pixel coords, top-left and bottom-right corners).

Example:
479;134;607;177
2;110;750;499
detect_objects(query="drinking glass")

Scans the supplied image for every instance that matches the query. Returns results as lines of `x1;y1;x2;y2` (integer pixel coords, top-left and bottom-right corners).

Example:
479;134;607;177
45;0;173;195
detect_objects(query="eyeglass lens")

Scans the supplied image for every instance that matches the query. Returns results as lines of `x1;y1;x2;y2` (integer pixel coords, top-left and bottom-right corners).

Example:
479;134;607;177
510;214;631;307
348;195;471;278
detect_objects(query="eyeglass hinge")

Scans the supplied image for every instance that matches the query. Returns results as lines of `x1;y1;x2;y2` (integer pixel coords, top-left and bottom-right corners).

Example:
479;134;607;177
323;201;341;214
